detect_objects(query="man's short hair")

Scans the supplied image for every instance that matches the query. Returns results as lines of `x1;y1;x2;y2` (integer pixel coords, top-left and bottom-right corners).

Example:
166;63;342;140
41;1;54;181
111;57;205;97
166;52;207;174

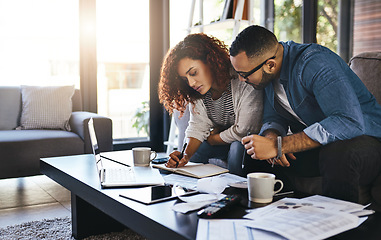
230;25;278;59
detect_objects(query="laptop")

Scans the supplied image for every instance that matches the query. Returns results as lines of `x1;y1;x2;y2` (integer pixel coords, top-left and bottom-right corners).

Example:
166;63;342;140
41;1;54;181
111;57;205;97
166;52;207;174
88;118;165;188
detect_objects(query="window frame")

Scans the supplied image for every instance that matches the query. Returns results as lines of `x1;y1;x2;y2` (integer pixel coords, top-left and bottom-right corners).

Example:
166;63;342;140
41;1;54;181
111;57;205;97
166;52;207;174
79;0;353;151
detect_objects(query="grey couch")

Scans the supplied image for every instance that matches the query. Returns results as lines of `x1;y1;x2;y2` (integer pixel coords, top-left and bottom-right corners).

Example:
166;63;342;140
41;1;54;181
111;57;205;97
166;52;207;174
0;87;113;179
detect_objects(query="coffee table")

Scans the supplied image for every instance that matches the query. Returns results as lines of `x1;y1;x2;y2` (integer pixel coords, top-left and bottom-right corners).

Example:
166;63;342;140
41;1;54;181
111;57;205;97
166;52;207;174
40;152;380;240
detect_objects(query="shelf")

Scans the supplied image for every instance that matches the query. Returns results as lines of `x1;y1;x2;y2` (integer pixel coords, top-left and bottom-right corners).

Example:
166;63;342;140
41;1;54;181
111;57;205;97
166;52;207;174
189;19;250;33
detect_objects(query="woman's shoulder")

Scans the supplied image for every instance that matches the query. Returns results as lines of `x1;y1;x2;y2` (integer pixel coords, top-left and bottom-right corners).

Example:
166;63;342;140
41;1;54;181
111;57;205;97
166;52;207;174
230;78;260;95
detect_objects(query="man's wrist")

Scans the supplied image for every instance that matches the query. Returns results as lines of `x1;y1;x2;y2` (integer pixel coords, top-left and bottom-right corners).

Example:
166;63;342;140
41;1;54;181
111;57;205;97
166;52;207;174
264;133;278;141
262;129;282;139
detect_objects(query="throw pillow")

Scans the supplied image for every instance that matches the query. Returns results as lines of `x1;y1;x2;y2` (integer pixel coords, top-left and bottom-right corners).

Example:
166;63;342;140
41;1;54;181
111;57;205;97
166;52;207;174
18;85;75;131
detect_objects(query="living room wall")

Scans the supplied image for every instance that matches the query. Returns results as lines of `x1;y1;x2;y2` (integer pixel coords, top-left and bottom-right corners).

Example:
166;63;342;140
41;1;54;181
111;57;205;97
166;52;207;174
353;0;381;56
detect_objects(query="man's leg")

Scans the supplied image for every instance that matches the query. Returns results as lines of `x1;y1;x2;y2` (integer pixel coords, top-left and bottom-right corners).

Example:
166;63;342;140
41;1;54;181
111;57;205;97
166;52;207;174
281;148;322;193
319;135;381;203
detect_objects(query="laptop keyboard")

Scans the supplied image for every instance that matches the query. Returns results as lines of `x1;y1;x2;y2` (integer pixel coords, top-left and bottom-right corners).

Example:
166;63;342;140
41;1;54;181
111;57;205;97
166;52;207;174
105;168;136;183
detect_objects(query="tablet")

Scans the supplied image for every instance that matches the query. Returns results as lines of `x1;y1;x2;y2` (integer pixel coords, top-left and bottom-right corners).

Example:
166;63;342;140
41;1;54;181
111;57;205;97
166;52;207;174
119;185;197;204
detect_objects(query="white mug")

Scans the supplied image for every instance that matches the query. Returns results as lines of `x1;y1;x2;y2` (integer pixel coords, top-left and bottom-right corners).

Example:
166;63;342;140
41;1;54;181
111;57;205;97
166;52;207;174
132;147;157;166
247;172;283;203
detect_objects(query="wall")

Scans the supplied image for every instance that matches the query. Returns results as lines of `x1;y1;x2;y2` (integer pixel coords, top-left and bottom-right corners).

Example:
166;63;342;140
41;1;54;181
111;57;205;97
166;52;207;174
353;0;381;56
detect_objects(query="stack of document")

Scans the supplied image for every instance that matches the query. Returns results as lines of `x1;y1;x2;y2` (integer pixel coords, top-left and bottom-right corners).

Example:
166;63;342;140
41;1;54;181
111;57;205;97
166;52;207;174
196;195;372;240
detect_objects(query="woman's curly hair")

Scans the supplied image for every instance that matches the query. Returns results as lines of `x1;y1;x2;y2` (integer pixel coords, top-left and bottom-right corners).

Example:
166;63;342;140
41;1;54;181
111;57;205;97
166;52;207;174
158;33;233;116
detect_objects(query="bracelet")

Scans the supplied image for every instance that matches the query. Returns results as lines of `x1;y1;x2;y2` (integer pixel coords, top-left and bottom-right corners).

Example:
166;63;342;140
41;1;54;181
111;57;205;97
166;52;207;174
277;136;282;159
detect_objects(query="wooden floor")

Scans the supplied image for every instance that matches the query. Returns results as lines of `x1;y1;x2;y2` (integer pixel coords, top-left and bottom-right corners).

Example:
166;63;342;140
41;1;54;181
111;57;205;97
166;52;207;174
0;175;71;228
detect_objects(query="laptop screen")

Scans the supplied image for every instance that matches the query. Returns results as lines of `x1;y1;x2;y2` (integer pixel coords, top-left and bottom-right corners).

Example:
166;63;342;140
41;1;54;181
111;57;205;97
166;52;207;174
88;118;102;170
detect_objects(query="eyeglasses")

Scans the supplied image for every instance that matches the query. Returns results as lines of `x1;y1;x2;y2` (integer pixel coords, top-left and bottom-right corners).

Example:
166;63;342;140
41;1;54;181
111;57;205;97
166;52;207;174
235;45;279;79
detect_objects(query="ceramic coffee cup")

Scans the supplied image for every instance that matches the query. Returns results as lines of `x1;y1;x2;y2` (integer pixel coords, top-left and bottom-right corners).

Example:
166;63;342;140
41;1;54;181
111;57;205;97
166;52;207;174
247;172;283;203
132;147;157;166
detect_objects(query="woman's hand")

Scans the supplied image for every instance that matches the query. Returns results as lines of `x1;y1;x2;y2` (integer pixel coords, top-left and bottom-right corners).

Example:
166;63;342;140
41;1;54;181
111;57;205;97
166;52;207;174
165;151;190;168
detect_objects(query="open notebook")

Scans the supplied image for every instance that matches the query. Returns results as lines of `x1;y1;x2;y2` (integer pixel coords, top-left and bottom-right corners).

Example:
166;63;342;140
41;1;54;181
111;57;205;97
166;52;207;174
152;162;229;178
88;118;164;188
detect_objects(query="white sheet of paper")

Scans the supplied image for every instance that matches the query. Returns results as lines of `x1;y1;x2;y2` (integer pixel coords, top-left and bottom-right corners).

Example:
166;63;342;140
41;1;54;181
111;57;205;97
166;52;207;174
215;173;247;183
163;173;198;190
196;219;287;240
244;198;360;240
164;172;246;191
300;195;365;212
172;194;225;213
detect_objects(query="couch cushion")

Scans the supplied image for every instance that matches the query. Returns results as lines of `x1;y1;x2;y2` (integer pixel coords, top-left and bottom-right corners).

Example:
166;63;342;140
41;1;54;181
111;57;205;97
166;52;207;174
0;130;84;179
72;89;83;112
0;87;22;130
349;52;381;104
18;85;75;131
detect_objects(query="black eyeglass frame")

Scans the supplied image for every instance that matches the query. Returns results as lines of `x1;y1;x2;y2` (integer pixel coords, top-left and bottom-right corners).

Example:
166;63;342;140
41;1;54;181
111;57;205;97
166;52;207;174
235;56;275;79
234;45;279;79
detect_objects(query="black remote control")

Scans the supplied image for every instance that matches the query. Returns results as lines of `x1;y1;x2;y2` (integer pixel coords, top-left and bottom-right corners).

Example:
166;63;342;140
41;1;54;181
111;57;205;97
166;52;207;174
197;195;241;218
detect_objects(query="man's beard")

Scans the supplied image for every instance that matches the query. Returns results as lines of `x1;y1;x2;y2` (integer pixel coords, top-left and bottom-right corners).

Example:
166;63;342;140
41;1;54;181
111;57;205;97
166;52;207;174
246;69;275;90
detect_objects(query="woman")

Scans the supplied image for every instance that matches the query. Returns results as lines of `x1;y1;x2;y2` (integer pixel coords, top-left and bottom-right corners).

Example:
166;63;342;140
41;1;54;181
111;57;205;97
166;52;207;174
158;33;262;176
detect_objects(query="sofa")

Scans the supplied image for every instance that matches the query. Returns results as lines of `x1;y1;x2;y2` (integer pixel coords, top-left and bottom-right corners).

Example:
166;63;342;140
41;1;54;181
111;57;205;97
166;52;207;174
0;86;113;179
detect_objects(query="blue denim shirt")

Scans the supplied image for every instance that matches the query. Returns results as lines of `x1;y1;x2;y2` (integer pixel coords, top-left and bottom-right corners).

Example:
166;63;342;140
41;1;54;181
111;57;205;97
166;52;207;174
259;41;381;145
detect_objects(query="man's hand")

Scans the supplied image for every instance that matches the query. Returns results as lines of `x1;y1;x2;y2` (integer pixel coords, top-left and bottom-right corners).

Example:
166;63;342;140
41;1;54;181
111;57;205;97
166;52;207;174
242;131;320;167
242;134;296;167
265;153;296;167
242;134;278;159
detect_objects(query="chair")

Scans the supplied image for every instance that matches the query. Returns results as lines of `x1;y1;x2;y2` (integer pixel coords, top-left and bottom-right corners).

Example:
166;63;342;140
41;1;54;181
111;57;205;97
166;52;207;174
349;52;381;208
165;106;190;155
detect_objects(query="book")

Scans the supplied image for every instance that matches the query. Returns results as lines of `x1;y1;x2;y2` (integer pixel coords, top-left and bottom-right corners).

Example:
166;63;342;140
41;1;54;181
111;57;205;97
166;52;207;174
152;162;229;178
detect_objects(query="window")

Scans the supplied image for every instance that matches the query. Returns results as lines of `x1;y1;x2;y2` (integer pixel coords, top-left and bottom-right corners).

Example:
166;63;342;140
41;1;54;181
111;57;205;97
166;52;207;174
274;0;302;43
170;0;193;47
317;0;338;53
96;0;150;140
0;0;79;87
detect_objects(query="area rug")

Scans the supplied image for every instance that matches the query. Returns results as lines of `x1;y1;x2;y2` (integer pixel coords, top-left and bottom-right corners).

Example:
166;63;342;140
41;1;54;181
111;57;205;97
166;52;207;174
0;216;147;240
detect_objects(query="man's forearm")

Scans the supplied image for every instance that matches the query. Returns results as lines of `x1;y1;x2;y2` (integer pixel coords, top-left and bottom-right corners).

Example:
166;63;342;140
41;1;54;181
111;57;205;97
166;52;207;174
262;129;321;154
282;132;321;154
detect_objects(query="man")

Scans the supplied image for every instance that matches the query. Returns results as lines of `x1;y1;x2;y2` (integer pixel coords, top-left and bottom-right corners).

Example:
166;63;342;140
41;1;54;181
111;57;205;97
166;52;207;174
229;25;381;204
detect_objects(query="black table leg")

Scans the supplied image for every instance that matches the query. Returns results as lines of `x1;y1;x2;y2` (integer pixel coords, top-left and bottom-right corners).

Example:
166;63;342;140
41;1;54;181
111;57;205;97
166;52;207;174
71;193;126;239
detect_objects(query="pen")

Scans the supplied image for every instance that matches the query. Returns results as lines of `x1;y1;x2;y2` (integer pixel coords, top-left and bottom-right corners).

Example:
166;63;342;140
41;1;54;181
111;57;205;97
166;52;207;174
271;157;275;168
274;191;294;197
242;132;251;169
176;142;187;168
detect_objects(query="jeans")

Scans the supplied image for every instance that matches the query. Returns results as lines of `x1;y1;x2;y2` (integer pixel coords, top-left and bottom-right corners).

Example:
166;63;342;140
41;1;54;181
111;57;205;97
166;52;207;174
319;135;381;203
190;141;245;176
244;135;381;203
